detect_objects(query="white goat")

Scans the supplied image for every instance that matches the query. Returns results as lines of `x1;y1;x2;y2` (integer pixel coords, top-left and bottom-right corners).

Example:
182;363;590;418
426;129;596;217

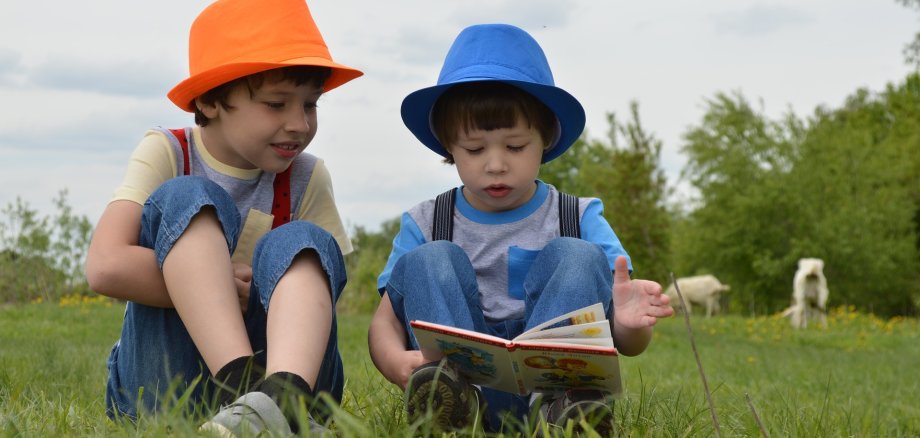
782;258;829;329
665;274;731;318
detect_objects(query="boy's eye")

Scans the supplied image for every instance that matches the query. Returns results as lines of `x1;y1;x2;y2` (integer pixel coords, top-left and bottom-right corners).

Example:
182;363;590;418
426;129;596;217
464;147;483;155
265;102;285;109
304;102;319;110
508;144;526;152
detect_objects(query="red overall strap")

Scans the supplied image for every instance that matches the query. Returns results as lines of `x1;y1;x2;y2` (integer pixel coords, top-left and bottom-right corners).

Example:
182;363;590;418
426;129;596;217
271;167;292;229
170;127;291;229
169;128;191;176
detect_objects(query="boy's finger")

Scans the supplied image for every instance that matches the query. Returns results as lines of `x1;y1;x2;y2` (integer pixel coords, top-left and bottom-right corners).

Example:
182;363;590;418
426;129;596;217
613;255;630;284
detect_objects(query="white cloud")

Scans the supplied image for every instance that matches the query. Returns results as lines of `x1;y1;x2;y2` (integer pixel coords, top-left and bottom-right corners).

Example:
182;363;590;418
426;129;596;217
711;4;812;37
30;56;181;98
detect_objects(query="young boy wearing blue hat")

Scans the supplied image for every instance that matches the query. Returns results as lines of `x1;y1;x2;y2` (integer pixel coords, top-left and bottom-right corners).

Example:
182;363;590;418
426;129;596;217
369;23;673;433
84;0;361;435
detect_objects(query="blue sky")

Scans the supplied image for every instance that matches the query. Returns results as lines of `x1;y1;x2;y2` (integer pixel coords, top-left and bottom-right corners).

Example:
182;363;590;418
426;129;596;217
0;0;916;232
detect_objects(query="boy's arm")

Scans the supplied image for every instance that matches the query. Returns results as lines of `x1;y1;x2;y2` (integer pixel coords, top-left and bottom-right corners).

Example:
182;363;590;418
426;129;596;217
609;256;674;356
368;291;429;389
85;200;174;307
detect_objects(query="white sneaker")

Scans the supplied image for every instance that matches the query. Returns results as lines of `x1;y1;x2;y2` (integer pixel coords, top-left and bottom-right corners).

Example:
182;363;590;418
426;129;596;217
200;391;292;437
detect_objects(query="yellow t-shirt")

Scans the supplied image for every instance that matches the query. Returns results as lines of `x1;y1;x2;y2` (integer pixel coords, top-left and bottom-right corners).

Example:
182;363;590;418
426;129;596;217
111;128;353;263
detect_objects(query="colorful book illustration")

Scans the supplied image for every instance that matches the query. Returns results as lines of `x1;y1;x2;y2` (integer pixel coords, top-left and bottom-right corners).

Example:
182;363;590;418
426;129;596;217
410;303;621;396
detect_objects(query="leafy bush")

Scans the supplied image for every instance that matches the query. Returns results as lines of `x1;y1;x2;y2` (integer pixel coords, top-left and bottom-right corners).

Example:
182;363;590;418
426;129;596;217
0;190;92;303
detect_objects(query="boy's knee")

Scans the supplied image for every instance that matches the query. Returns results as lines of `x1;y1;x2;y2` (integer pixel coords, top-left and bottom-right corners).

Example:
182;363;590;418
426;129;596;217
252;221;345;297
401;240;464;268
145;176;240;232
390;241;473;298
152;176;230;205
141;176;240;258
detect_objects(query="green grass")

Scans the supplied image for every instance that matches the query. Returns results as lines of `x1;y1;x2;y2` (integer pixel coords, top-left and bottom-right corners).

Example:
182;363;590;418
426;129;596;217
2;299;919;437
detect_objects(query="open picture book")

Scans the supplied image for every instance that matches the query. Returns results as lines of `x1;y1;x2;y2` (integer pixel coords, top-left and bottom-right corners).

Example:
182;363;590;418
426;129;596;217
410;303;621;396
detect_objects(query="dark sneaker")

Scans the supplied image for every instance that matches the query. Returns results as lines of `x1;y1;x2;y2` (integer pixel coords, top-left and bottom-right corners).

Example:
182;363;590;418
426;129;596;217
405;360;482;432
200;391;293;437
541;389;614;436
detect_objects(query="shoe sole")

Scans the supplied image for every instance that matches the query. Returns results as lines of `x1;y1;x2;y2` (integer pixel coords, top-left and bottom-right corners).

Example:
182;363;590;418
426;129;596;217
199;421;236;438
406;364;478;431
555;401;614;436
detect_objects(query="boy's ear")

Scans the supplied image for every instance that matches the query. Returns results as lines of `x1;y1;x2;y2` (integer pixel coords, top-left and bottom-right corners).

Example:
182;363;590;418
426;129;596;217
195;97;221;119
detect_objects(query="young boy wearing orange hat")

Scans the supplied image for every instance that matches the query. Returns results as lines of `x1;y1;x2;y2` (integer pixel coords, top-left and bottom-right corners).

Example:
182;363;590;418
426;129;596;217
369;24;673;434
84;0;361;435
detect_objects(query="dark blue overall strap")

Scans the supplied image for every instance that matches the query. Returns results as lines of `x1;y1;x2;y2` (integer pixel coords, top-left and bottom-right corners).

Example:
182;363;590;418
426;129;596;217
431;188;581;241
431;188;456;241
558;192;581;238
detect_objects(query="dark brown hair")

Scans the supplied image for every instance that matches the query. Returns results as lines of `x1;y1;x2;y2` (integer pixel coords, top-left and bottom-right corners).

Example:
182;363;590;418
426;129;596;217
193;66;332;126
430;82;558;164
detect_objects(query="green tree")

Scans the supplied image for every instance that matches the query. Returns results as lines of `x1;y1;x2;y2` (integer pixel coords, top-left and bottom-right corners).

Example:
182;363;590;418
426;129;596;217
793;78;920;315
677;82;920;316
677;92;799;313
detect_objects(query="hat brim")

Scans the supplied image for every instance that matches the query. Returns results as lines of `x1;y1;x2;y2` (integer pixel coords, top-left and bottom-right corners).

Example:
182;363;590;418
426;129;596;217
401;79;585;163
168;57;363;112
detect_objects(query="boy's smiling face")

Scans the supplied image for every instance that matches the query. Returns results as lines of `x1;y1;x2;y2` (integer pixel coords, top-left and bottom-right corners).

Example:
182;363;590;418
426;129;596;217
449;116;545;212
197;79;323;173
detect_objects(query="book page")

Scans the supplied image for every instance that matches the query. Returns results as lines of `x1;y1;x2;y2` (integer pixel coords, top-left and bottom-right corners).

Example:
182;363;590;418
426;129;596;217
410;321;522;394
512;344;622;395
513;320;612;344
517;303;608;339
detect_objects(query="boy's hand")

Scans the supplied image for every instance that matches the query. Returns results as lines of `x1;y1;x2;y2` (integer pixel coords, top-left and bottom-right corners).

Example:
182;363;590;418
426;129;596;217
388;350;431;390
232;262;252;314
612;256;673;329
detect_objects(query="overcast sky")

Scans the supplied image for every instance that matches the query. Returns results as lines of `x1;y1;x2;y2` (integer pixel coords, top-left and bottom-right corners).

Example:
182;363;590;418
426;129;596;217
0;1;916;233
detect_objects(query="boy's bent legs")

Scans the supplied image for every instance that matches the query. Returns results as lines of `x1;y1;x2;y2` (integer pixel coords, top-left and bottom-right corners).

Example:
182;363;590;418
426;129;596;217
389;241;521;430
385;240;488;348
162;208;252;371
248;220;347;402
106;176;242;419
524;237;613;330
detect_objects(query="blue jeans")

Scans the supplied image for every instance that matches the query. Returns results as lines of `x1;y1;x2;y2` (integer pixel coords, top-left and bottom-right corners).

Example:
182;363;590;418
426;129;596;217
385;238;613;430
105;176;347;420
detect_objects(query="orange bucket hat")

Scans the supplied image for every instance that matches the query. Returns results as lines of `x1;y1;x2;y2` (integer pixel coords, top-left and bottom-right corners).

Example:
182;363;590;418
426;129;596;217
168;0;363;112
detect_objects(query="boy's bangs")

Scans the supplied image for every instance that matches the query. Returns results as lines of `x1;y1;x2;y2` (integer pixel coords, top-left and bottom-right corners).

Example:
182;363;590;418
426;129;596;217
459;98;523;135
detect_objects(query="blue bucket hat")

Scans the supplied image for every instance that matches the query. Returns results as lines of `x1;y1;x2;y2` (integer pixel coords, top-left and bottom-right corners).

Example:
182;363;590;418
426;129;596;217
401;23;586;163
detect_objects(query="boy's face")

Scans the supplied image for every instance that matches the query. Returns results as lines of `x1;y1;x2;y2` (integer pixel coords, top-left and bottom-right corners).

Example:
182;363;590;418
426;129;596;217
449;116;544;212
197;79;323;172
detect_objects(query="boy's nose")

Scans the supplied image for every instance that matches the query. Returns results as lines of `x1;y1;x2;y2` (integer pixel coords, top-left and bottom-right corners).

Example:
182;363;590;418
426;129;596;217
284;107;311;133
484;151;508;174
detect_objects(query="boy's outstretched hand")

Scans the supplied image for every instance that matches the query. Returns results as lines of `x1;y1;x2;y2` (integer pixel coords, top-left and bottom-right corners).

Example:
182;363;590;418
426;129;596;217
612;256;674;329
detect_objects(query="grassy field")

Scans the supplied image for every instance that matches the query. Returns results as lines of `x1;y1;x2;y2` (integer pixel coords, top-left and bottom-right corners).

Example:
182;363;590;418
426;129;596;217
1;296;919;437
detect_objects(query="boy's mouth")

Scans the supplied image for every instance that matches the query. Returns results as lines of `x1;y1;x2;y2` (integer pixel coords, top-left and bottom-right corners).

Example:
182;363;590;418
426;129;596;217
484;184;511;198
271;142;301;158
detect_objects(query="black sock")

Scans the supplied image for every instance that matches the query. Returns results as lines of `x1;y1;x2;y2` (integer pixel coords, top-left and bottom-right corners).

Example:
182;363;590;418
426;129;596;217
257;371;315;433
210;355;263;407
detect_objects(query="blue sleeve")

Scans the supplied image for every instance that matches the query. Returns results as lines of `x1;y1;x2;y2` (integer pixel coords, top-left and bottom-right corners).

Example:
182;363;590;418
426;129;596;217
580;198;632;273
376;212;426;294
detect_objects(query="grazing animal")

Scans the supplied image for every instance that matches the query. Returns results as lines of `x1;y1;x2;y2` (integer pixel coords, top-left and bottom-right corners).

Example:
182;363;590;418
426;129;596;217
783;258;829;329
665;275;731;317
